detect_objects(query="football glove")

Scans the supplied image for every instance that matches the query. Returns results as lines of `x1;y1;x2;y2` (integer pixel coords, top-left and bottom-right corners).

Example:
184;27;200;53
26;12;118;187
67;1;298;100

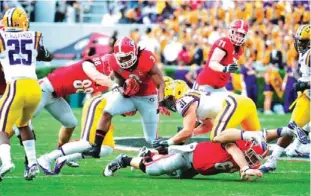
293;81;310;92
240;166;263;181
123;78;140;96
223;63;239;73
157;101;171;116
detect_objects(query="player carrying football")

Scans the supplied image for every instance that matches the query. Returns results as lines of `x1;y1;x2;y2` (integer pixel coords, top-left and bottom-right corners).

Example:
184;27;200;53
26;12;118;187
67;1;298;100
260;24;311;173
86;37;169;158
0;7;52;181
194;19;248;93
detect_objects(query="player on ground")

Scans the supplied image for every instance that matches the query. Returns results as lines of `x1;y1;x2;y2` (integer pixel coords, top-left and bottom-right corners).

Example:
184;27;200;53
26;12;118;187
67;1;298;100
260;24;311;173
0;7;52;181
85;37;169;158
152;80;267;151
105;140;265;181
194;19;248;92
38;95;115;175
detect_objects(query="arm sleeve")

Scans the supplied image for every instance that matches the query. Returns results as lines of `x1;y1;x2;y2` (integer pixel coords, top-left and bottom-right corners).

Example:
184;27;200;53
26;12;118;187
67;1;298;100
82;61;115;88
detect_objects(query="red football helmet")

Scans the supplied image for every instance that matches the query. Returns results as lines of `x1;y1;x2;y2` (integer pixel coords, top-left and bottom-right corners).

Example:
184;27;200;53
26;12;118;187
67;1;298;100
236;140;269;169
229;19;249;46
114;37;138;69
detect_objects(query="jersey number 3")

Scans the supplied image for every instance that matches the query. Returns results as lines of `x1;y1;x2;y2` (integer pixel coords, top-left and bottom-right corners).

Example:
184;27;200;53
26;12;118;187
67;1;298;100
8;39;33;65
73;79;94;93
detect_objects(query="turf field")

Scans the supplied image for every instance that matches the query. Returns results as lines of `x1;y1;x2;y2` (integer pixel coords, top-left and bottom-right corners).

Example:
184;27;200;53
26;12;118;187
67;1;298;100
0;110;310;196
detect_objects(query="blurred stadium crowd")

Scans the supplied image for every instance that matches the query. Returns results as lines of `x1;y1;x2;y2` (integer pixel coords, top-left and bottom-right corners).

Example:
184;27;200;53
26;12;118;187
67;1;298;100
0;0;309;114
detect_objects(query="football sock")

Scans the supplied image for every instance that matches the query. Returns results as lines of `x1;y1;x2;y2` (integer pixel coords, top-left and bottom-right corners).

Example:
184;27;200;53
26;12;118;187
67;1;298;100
63;153;84;162
0;144;12;165
47;140;91;160
291;138;301;150
241;131;258;141
276;127;293;137
123;156;133;167
271;145;285;159
303;123;310;133
22;140;37;166
94;130;106;148
138;160;146;172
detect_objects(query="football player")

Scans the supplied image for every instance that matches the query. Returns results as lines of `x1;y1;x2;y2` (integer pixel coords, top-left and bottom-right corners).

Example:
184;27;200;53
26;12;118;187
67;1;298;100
85;37;169;158
152;80;267;151
104;140;265;181
0;7;52;181
194;19;248;93
13;48;114;170
37;95;115;175
260;24;311;173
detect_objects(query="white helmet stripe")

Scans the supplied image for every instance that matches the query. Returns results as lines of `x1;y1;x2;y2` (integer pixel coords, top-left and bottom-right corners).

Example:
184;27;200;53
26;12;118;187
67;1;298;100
7;8;15;27
240;19;244;31
118;37;124;53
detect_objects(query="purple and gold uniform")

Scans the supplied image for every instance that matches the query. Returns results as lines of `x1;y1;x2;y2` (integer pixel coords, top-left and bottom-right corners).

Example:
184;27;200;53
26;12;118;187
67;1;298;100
241;65;258;104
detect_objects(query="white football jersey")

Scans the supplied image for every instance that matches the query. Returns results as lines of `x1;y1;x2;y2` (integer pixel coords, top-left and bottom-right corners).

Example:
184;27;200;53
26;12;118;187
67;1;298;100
298;49;310;98
176;90;229;121
0;30;42;82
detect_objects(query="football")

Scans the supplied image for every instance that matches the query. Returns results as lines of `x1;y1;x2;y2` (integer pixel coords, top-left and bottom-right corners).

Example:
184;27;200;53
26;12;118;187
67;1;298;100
123;77;140;96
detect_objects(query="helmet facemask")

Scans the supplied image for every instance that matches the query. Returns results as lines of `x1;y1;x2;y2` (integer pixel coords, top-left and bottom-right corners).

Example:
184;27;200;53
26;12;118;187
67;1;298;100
229;29;247;46
115;52;137;69
294;38;310;53
243;143;268;169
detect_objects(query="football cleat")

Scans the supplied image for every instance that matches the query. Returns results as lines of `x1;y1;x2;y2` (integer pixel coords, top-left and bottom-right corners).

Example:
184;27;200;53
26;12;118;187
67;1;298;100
251;129;268;151
37;155;54;175
66;160;80;168
287;121;308;144
131;146;149;172
24;164;40;181
259;156;277;173
286;149;310;158
54;157;67;175
104;154;128;177
0;162;15;182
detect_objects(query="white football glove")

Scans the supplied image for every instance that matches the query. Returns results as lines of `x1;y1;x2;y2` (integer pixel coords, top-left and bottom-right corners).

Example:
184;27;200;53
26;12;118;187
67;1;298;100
240;166;263;181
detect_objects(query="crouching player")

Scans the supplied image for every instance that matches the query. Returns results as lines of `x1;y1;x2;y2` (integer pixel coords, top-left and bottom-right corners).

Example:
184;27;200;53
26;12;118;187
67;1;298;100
105;140;265;181
38;95;115;175
152;80;267;151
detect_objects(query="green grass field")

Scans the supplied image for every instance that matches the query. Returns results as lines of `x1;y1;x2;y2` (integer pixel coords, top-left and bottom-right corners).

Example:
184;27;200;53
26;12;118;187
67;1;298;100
0;110;310;196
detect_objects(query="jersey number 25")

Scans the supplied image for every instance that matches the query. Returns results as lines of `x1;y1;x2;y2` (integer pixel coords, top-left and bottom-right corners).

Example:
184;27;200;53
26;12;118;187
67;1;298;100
8;39;33;65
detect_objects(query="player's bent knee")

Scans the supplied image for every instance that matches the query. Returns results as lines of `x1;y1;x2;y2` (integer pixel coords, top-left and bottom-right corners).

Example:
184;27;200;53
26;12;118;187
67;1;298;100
62;116;78;128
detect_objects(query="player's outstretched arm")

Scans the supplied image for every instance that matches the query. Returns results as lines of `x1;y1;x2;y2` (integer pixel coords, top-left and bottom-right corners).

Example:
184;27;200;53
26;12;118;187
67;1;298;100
209;47;238;73
82;61;115;88
168;102;198;145
149;64;170;116
225;143;263;181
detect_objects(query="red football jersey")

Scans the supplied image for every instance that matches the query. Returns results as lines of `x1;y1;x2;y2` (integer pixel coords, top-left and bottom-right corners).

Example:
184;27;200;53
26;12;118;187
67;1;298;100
192;142;240;175
0;69;6;95
196;37;243;88
47;55;110;97
108;50;157;96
